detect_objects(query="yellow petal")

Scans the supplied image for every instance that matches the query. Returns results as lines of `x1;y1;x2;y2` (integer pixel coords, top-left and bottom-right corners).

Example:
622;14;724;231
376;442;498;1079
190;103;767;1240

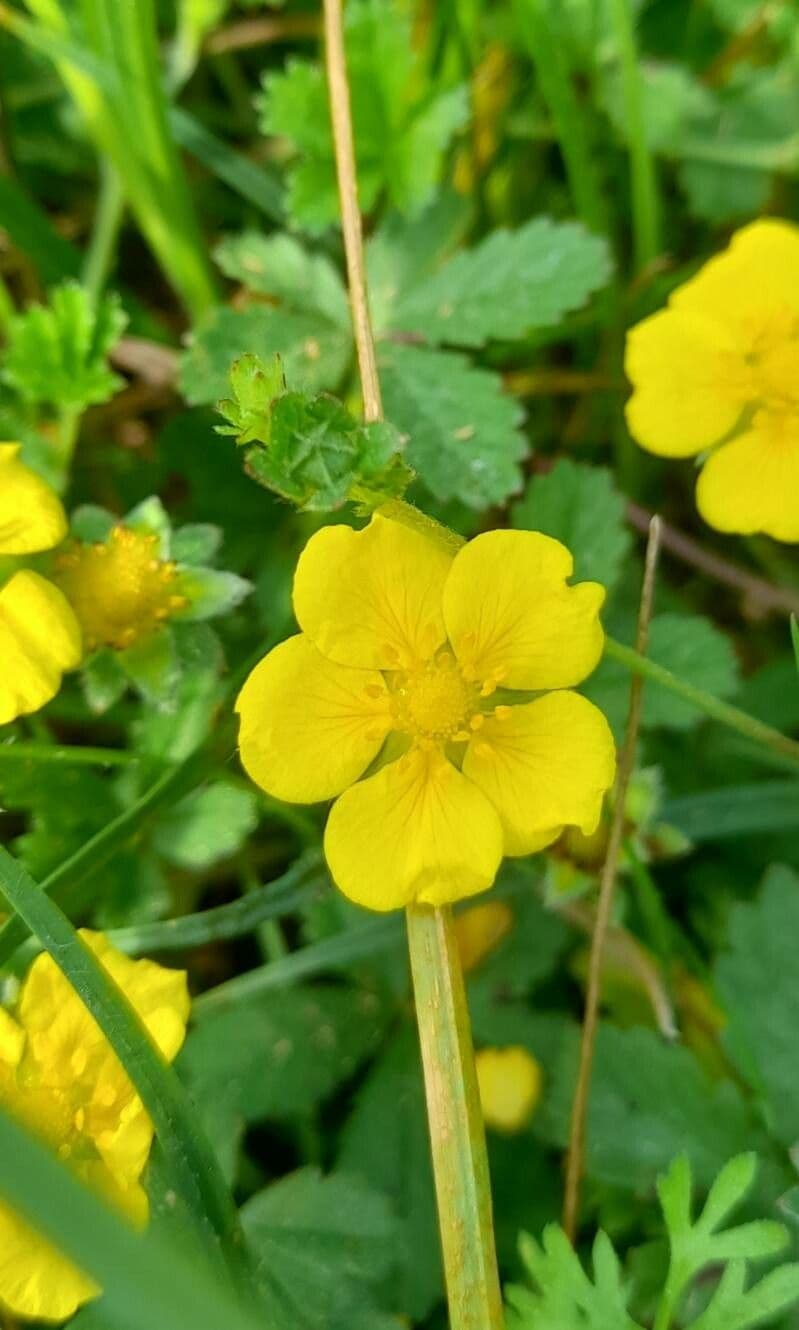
671;218;799;329
443;530;605;691
236;634;391;803
0;1200;97;1321
324;746;503;911
293;514;454;669
0;570;82;725
696;421;799;543
625;309;744;456
463;692;616;856
475;1046;542;1133
0;443;67;555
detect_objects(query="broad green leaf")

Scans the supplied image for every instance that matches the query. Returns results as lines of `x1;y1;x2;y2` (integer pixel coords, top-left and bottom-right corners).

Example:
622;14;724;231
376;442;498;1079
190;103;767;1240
338;1029;443;1321
3;282;126;411
715;867;799;1148
662;782;799;842
181;985;388;1124
214;231;350;326
257;0;467;230
243;1167;399;1330
387;216;612;347
379;342;526;507
180;304;351;404
512;459;632;593
367;194;471;334
153;782;259;869
602;60;712;151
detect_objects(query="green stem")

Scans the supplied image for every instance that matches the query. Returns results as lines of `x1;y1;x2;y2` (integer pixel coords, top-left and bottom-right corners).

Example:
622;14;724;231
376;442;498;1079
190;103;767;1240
82;158;125;304
406;905;504;1330
0;847;245;1267
0;740;139;766
512;0;607;234
0;739;222;968
608;0;659;269
605;636;799;769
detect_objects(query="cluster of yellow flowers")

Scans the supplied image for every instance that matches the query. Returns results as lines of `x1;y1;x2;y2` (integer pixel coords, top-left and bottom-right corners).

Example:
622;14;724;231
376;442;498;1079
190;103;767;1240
0;933;189;1321
236;513;617;912
627;219;799;543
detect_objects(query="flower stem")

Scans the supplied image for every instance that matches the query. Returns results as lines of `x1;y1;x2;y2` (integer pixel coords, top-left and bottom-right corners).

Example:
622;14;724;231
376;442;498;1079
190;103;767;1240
82;158;125;306
406;906;504;1330
604;636;799;770
321;2;502;1319
608;0;659;270
564;516;662;1240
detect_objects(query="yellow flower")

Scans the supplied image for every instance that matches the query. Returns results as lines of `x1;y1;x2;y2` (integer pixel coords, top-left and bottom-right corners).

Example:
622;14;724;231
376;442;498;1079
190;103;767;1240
453;900;514;972
0;930;189;1322
0;443;82;724
625;219;799;542
54;525;188;651
236;514;615;912
475;1046;542;1132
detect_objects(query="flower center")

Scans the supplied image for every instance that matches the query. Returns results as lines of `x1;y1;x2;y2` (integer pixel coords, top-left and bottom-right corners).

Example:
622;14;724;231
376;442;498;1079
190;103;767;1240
739;305;799;416
54;526;188;651
391;651;476;742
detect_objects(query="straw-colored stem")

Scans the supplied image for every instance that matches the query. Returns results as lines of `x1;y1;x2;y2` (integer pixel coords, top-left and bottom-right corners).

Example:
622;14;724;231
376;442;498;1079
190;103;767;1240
563;516;662;1239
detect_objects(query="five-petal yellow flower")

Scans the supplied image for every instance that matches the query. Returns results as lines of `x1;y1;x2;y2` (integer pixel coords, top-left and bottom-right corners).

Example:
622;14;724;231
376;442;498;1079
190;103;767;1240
236;514;615;912
0;931;189;1322
0;443;82;724
626;219;799;542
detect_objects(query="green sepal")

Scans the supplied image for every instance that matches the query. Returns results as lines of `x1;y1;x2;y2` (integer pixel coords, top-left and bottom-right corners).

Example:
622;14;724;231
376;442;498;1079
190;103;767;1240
118;627;181;706
174;566;252;621
171;523;223;566
70;504;118;544
80;648;128;715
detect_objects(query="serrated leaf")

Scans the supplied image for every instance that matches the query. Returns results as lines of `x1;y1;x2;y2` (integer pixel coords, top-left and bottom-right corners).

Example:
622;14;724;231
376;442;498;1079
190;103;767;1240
338;1030;442;1321
506;1224;640;1330
715;867;799;1148
153;782;259;869
3;281;126;411
180;304;351;404
602;60;712;151
257;0;467;231
512;459;631;593
367;193;471;334
214;231;349;326
242;1168;399;1330
379;342;526;507
386;216;612;347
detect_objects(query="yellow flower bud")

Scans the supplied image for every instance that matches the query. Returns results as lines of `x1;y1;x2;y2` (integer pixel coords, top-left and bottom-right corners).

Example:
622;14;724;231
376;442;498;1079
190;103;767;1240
475;1046;542;1133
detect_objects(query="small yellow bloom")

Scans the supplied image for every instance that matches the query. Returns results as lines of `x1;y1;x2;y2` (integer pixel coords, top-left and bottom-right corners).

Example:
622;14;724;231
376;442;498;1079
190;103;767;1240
236;514;615;912
475;1046;542;1133
453;900;514;972
626;219;799;542
0;443;81;724
54;525;188;651
0;930;189;1322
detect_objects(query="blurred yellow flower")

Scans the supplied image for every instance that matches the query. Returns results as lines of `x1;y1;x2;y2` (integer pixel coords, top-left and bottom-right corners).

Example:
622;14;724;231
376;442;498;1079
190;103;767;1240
0;931;189;1322
236;514;615;912
626;219;799;542
475;1046;542;1132
0;443;82;724
453;900;513;972
54;525;188;651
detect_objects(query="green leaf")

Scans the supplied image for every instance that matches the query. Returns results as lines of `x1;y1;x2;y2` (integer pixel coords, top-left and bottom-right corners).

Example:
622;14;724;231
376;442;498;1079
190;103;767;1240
387;217;612;347
791;616;799;673
175;566;252;620
3;281;126;411
366;193;471;334
338;1029;443;1321
511;459;632;593
602;60;712;151
180;304;351;404
379;342;526;507
152;782;259;869
662;783;799;842
585;612;739;734
715;867;799;1148
257;0;467;231
214;231;350;326
181;985;388;1124
506;1225;640;1329
242;1167;399;1330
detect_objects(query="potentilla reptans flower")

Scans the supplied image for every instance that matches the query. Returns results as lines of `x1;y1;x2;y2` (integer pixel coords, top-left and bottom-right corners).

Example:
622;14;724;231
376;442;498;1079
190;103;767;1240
0;931;189;1322
625;219;799;542
0;443;82;724
236;513;615;912
475;1046;542;1133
